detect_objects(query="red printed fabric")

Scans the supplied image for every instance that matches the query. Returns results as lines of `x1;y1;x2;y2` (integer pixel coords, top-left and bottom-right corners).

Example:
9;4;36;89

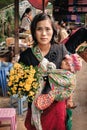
28;0;49;10
25;101;66;130
34;93;54;110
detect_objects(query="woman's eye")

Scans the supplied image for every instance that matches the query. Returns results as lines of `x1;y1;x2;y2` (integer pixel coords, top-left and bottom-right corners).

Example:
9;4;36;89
36;27;51;31
46;28;51;31
36;28;42;31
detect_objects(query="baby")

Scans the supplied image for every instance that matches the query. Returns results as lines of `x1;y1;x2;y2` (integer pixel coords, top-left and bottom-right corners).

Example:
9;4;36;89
61;54;82;108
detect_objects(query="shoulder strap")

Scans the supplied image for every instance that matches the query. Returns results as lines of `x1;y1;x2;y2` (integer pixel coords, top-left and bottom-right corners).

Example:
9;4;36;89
31;45;43;62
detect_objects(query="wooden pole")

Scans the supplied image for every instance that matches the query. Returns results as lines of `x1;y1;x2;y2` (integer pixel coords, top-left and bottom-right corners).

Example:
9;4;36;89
14;0;19;56
85;14;87;26
42;0;45;13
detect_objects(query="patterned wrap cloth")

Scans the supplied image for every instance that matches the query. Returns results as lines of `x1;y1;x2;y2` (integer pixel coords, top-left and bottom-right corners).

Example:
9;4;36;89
31;46;76;130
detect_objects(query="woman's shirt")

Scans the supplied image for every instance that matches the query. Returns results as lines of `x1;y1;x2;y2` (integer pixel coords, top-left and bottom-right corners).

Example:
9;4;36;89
60;27;69;42
19;43;68;69
19;43;68;105
20;16;31;31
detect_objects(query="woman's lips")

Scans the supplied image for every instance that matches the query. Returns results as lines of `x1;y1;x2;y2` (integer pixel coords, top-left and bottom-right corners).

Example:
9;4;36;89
40;38;47;40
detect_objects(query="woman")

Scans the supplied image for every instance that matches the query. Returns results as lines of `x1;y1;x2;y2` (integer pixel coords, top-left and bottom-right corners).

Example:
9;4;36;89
20;7;33;32
19;13;69;130
58;20;69;43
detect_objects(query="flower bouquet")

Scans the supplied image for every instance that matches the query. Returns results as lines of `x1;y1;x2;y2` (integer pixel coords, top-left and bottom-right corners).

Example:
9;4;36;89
8;62;39;102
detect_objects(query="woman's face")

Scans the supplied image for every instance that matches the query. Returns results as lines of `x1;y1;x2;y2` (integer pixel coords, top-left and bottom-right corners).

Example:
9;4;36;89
28;11;33;21
35;19;53;45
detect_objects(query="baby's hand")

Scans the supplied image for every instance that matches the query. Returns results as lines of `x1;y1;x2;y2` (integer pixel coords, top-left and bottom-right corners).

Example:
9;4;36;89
66;98;77;109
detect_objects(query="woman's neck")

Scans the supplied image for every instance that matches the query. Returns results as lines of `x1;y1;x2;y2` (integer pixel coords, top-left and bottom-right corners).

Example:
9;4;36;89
38;43;51;56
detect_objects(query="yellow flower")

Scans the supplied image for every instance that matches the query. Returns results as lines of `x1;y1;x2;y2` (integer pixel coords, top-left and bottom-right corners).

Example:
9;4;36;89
13;86;17;91
9;75;15;81
8;81;12;86
14;62;22;69
29;91;35;96
19;81;25;87
10;69;15;75
32;82;39;89
24;83;31;91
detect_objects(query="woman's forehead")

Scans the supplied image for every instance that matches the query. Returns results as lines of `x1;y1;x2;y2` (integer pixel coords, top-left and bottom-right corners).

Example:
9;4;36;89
28;11;32;15
36;19;52;26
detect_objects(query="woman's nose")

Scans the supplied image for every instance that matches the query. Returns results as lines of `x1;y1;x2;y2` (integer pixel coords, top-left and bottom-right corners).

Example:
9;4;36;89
42;30;46;35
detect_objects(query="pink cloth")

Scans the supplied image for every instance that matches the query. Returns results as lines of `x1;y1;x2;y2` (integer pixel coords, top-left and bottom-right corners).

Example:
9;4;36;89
0;108;17;130
25;101;66;130
65;54;82;72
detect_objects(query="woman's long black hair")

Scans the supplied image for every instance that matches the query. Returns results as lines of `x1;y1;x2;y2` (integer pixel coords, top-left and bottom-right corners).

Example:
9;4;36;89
21;7;32;21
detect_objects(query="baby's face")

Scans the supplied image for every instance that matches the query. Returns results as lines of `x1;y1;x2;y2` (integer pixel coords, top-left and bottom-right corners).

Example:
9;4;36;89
61;59;71;71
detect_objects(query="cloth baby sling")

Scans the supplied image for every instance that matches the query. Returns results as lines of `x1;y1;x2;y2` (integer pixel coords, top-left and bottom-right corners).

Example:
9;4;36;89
31;45;74;130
